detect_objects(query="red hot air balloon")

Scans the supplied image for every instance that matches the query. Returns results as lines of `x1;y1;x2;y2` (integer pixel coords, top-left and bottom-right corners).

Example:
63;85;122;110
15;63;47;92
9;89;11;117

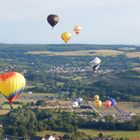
105;100;112;109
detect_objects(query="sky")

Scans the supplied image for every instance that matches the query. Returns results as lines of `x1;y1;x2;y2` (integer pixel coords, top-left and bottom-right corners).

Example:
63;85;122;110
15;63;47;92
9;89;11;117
0;0;140;44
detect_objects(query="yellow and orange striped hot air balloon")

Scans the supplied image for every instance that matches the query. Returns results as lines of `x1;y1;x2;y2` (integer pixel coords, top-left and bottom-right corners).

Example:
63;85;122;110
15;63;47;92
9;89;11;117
0;72;26;107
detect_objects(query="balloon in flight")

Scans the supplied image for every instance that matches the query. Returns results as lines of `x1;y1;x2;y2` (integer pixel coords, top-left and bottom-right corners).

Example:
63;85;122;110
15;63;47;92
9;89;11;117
47;14;59;28
61;32;72;43
105;100;112;109
89;57;101;72
0;72;26;104
74;25;82;35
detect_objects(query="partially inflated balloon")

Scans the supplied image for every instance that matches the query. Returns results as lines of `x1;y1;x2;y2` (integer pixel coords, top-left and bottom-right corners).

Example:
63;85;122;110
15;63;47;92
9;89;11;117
61;32;72;43
105;100;112;109
110;98;117;107
47;14;59;28
74;25;82;35
94;95;99;101
0;72;26;104
94;100;102;108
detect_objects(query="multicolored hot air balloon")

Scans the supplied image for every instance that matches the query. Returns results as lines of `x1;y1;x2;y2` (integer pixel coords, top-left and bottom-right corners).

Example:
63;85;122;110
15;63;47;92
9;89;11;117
74;25;82;35
94;95;100;101
61;32;72;43
94;100;102;108
47;14;59;28
105;100;112;109
0;72;26;107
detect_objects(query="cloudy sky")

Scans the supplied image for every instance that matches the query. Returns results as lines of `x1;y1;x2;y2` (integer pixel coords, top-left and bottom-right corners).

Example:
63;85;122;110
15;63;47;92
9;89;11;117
0;0;140;44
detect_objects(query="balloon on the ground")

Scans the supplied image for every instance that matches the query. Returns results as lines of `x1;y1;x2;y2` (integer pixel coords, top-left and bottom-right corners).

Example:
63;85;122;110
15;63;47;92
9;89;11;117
0;72;26;104
94;95;99;101
94;100;102;108
76;97;83;103
72;101;79;108
110;98;117;107
105;100;112;109
89;57;101;72
74;25;82;35
61;32;72;43
47;14;59;28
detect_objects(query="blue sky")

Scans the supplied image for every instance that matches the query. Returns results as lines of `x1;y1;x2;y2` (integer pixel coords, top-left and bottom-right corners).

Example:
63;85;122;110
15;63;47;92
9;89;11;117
0;0;140;44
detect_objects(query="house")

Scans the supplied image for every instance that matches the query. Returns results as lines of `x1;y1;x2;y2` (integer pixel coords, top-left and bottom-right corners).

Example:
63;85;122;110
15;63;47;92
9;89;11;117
45;135;56;140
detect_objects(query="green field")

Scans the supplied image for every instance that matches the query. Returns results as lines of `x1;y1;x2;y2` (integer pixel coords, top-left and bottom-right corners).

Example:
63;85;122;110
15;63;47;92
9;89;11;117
37;129;140;139
79;129;140;139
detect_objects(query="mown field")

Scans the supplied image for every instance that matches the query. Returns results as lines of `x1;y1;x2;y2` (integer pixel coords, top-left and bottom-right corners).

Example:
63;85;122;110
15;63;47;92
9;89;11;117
37;129;140;139
0;92;140;115
79;129;140;139
27;49;140;58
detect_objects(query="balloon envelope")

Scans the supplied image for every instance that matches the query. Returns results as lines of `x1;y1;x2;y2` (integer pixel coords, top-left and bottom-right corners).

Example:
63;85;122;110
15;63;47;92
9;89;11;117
72;101;79;108
94;95;100;101
94;100;102;108
61;32;72;43
105;100;112;109
47;14;59;28
74;25;82;34
110;98;117;107
0;72;26;103
89;57;101;72
76;97;83;103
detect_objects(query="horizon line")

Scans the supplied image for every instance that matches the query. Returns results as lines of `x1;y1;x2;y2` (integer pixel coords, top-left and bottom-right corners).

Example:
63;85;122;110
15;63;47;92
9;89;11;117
0;42;139;46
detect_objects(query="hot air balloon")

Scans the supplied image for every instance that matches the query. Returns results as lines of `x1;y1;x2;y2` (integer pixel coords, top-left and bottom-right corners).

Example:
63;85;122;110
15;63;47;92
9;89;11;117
76;97;83;104
89;57;101;72
47;14;59;28
0;72;26;108
74;25;82;35
105;100;112;109
61;32;72;43
72;101;79;108
94;100;102;108
110;98;117;107
94;95;99;101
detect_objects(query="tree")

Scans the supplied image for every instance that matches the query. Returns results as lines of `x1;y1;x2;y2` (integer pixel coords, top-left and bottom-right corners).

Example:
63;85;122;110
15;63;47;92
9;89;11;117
98;132;103;138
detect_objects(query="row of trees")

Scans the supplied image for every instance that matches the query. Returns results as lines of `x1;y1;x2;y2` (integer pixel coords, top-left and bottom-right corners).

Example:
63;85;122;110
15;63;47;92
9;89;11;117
2;106;140;138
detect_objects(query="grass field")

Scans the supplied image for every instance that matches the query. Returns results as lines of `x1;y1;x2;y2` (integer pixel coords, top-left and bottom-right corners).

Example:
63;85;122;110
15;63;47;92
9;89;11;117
79;129;140;139
0;94;140;115
37;129;140;139
27;49;140;58
37;130;64;137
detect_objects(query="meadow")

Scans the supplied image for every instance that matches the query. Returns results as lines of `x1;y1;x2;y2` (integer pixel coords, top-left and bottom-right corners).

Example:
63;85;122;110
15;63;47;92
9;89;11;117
27;49;140;58
37;129;140;139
